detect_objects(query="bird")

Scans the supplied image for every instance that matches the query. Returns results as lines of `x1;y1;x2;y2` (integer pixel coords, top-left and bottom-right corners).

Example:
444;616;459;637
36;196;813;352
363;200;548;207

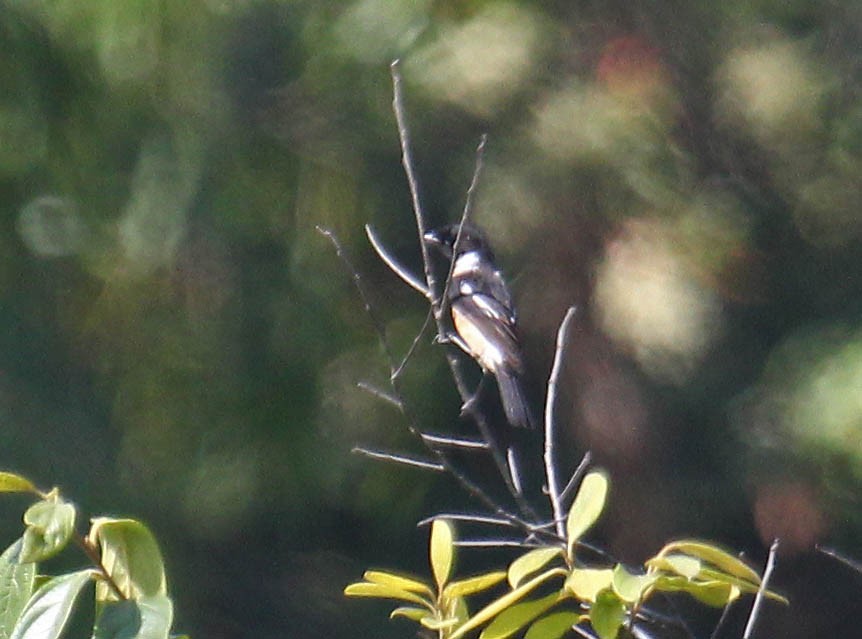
424;223;534;428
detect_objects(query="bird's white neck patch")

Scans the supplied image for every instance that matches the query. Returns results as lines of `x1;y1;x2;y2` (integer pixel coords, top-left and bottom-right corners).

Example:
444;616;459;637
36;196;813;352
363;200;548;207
453;250;483;277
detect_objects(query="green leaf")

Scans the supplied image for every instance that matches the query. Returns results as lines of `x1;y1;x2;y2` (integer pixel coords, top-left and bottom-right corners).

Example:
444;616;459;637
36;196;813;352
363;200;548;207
479;591;560;639
657;540;760;584
364;571;433;596
589;590;625;639
444;571;506;599
92;596;173;639
10;569;93;639
566;568;614;603
20;500;76;563
524;612;581;639
344;582;431;607
653;576;739;607
646;554;701;580
0;474;36;495
508;547;562;589
566;471;608;559
449;568;568;639
389;607;428;622
0;539;36;639
419;616;460;630
430;519;455;591
89;518;167;602
611;564;657;604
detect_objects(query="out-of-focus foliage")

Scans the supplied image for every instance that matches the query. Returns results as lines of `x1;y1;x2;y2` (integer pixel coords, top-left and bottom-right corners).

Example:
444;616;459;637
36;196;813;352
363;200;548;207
1;0;861;637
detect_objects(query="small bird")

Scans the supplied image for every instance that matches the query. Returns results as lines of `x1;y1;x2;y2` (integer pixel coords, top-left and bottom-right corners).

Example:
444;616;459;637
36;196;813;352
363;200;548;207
424;223;533;428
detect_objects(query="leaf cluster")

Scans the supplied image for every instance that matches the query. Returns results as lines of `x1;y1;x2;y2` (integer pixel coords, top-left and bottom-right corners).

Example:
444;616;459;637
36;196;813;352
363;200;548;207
346;470;786;639
0;471;185;639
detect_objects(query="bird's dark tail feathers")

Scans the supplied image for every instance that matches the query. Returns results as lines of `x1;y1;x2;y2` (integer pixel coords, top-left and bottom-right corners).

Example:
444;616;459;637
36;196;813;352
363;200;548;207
495;369;534;428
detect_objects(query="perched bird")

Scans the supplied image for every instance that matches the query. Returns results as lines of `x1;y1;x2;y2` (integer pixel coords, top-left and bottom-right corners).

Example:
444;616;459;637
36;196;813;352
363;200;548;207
424;223;533;428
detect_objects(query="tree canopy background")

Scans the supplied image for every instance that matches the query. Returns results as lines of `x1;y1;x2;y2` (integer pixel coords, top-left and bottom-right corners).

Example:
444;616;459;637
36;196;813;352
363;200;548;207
1;1;861;637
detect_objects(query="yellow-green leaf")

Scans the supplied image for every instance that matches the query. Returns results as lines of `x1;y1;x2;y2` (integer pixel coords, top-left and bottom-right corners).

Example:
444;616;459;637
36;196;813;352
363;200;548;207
589;590;625;639
88;518;166;602
390;606;428;622
658;540;760;584
508;547;563;589
524;611;581;639
344;582;431;607
364;571;433;596
449;568;568;639
566;471;608;559
566;568;614;603
479;591;560;639
611;564;657;603
430;519;455;591
646;554;701;580
0;473;36;494
20;499;76;564
445;571;506;599
653;576;739;607
420;616;460;630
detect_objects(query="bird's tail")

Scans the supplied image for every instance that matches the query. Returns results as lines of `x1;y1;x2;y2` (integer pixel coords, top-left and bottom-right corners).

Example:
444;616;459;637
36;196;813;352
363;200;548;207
495;369;534;428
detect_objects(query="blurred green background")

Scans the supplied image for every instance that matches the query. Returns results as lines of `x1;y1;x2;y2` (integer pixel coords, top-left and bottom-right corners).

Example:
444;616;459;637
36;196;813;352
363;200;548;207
1;1;862;637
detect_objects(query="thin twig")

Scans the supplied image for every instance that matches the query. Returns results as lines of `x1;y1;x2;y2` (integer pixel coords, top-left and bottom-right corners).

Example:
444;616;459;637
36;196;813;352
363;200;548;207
420;433;489;449
365;225;428;297
74;533;126;601
571;624;598;639
507;447;524;496
817;545;862;575
559;451;593;507
544;306;578;539
742;538;780;639
352;447;445;472
356;381;402;408
417;513;517;528
455;539;544;548
392;310;434;381
708;600;735;639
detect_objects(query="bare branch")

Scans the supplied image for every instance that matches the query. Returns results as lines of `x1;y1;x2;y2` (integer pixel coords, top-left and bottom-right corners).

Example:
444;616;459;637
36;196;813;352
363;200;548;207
454;539;543;549
571;624;598;639
420;433;489;449
392;310;434;381
743;538;780;639
365;224;429;297
417;513;517;528
544;306;578;538
352;447;445;472
817;545;862;574
559;451;593;507
356;381;402;408
507;447;524;496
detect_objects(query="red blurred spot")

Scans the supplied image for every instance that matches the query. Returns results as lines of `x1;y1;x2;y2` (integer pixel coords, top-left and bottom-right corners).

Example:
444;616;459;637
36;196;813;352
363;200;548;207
754;482;827;555
595;36;668;101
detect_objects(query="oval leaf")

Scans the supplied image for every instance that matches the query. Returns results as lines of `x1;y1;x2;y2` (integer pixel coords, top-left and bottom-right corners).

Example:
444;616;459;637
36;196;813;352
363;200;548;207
445;571;506;599
344;582;430;607
93;595;173;639
646;554;701;580
566;568;614;603
430;519;454;591
611;564;657;604
20;500;76;564
389;607;428;622
449;568;568;639
89;518;167;602
0;473;36;495
659;541;760;585
524;611;581;639
566;471;608;558
589;590;625;639
364;571;432;596
508;547;562;589
0;539;36;639
10;569;93;639
479;591;560;639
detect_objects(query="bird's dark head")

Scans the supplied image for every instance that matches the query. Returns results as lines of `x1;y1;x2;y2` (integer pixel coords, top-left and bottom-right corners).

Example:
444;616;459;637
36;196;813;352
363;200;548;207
423;223;491;258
